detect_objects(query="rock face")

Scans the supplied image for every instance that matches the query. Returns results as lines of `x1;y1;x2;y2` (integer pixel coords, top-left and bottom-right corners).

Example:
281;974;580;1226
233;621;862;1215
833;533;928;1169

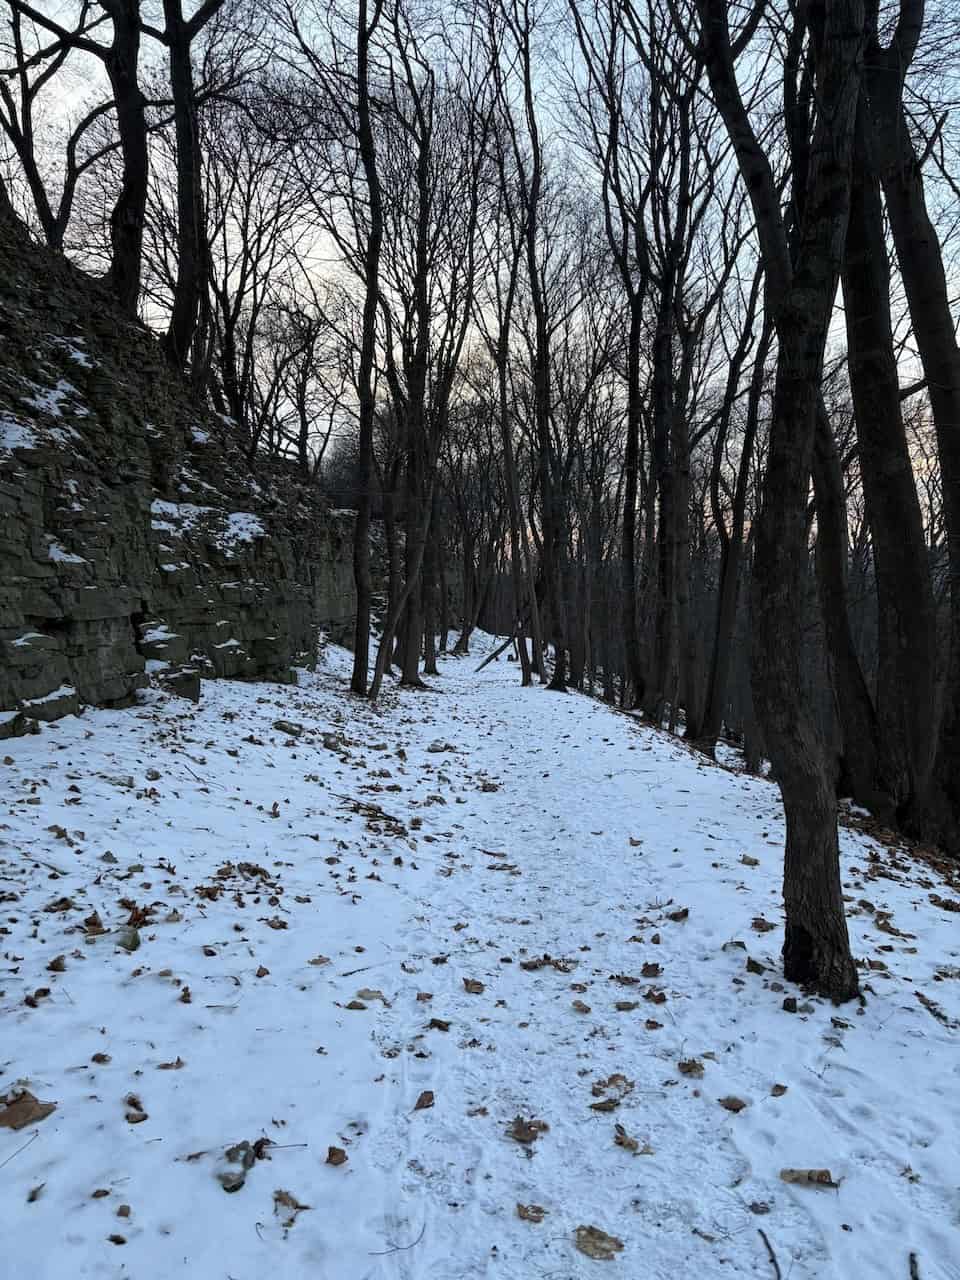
0;212;355;736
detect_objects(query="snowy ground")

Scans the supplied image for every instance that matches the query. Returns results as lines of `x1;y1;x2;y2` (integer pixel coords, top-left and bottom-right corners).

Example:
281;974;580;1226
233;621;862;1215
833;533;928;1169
2;636;959;1280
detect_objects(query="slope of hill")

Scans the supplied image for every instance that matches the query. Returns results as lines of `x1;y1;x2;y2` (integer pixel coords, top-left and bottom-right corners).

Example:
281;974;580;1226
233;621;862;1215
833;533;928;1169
0;210;354;734
1;637;958;1279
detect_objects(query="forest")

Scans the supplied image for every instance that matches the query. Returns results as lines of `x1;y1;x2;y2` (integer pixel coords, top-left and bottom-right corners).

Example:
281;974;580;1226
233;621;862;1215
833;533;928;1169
2;1;959;998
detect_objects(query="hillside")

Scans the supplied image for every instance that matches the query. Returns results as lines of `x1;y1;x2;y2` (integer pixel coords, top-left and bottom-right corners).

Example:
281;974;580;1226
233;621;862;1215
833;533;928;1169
1;637;958;1280
0;209;354;733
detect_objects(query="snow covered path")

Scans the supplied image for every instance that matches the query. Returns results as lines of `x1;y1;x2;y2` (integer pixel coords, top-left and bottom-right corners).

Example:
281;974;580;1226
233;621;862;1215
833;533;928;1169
2;639;960;1280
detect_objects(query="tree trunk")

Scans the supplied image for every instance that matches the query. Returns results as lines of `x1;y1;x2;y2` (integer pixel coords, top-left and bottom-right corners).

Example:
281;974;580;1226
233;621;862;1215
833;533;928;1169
162;1;206;369
103;2;147;315
699;0;863;1000
810;402;887;815
349;0;382;696
869;68;960;850
621;295;646;706
842;98;937;817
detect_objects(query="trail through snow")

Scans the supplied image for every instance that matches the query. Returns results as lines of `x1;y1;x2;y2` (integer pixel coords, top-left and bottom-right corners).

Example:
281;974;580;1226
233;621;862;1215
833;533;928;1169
1;637;959;1280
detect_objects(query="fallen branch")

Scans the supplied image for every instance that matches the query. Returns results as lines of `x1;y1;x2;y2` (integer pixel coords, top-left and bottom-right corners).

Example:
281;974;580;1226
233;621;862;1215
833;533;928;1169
0;1129;40;1170
758;1228;782;1280
369;1221;426;1256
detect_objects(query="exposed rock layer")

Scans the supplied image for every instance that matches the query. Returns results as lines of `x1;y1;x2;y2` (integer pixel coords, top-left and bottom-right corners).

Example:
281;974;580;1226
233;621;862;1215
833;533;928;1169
0;213;354;736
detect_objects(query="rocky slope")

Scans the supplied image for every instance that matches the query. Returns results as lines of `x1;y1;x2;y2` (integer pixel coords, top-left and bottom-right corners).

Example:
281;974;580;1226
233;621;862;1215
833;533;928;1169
0;211;354;736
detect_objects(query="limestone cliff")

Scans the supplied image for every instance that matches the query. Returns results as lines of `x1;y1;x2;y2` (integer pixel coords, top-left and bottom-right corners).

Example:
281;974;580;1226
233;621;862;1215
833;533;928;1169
0;214;355;736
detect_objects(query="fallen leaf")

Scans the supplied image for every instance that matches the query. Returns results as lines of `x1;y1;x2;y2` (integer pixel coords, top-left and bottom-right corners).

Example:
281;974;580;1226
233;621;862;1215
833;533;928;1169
615;1000;638;1012
779;1167;838;1188
771;1083;788;1097
256;965;270;978
356;988;390;1006
326;1146;348;1166
574;1224;624;1260
463;978;484;994
414;1090;435;1111
428;1018;450;1032
27;1184;45;1203
157;1057;185;1070
0;1091;57;1130
718;1095;748;1113
308;955;330;966
273;1188;311;1226
678;1059;704;1078
517;1203;547;1223
507;1115;549;1144
572;999;591;1014
614;1123;638;1153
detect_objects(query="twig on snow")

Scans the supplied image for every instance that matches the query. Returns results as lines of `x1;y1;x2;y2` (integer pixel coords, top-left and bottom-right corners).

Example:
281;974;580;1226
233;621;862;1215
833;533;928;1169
758;1228;782;1280
369;1221;426;1256
910;1253;920;1280
0;1129;40;1169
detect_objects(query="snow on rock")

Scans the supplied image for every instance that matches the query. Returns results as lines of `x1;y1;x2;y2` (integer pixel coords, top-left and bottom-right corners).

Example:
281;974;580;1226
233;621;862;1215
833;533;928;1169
0;636;958;1279
149;499;265;552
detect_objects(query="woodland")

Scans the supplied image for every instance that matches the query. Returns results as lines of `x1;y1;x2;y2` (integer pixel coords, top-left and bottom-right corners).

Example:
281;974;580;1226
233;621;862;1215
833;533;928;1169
1;0;959;1015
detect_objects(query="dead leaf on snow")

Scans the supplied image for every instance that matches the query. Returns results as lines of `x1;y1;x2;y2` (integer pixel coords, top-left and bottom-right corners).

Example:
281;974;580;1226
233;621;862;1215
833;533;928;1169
718;1095;748;1113
308;955;331;966
614;1000;638;1012
613;1123;638;1153
124;1093;148;1124
428;1018;450;1032
273;1188;311;1226
326;1146;348;1166
357;988;391;1006
0;1091;57;1130
572;999;591;1014
574;1224;624;1260
779;1167;838;1188
157;1057;185;1070
517;1203;547;1223
463;978;484;994
771;1083;788;1097
752;917;776;933
27;1183;45;1203
678;1059;704;1078
507;1115;549;1144
414;1090;435;1111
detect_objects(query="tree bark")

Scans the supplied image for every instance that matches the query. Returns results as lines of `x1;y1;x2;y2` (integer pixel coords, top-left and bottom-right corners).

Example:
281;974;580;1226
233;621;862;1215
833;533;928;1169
698;0;863;999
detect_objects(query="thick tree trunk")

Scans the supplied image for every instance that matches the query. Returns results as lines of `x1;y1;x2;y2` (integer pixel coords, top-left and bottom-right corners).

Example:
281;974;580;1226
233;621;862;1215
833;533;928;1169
870;76;960;850
699;0;863;999
842;103;937;817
